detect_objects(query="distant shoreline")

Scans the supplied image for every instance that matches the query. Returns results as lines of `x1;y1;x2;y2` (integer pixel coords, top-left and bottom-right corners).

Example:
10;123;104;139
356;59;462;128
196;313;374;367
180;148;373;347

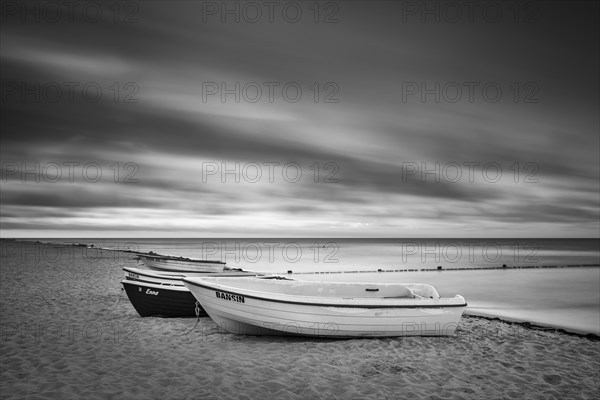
3;238;598;270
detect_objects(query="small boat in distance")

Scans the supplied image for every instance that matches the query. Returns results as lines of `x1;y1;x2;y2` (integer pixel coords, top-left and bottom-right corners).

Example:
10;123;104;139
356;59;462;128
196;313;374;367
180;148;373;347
137;253;226;273
183;277;467;337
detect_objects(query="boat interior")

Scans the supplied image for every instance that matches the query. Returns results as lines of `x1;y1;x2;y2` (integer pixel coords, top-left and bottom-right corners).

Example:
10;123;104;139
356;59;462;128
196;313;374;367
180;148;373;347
200;277;441;299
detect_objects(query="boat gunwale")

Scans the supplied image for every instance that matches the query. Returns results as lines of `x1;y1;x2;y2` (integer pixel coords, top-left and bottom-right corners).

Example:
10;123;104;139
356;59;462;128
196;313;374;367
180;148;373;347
183;278;468;309
123;268;260;286
121;279;191;291
124;266;210;280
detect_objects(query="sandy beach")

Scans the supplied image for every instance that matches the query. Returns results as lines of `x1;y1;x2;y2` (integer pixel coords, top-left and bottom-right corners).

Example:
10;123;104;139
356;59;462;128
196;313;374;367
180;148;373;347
1;240;599;400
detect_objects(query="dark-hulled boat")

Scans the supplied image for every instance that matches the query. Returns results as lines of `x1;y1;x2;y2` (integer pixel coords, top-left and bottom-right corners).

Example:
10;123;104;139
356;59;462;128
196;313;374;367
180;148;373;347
122;267;259;318
121;279;203;318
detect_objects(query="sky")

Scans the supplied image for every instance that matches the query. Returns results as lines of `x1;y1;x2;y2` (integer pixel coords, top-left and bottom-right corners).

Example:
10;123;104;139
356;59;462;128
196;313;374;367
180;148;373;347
0;1;598;238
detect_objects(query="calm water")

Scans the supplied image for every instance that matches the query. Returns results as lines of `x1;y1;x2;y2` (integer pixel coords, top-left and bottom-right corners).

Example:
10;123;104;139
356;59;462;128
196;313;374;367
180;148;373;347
9;238;600;334
29;238;600;273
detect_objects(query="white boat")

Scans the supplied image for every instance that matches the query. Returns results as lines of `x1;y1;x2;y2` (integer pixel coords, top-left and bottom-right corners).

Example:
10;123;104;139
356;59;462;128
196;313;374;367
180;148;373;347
137;253;226;273
182;276;467;337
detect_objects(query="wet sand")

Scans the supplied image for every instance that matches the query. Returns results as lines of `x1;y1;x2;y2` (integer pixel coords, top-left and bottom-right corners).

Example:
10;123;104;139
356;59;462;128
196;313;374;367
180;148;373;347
1;240;598;399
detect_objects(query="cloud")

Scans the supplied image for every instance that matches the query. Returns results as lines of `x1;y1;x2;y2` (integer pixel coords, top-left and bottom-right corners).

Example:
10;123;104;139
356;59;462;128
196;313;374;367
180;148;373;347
1;1;598;237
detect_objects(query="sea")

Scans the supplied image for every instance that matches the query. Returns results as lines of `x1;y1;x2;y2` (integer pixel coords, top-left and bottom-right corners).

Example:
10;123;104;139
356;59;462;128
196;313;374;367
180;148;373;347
7;238;600;335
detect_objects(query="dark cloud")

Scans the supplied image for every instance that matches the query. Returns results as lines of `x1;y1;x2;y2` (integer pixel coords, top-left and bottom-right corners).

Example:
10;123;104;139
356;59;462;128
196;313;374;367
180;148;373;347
1;184;159;209
1;1;598;237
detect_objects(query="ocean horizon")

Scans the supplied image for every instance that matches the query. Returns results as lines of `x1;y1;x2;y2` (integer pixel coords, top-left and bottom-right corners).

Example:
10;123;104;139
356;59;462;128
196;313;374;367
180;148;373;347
10;237;599;275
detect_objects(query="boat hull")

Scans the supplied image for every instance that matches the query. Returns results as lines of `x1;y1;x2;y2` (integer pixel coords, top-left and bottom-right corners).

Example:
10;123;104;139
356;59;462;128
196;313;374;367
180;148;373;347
121;279;205;318
183;278;467;337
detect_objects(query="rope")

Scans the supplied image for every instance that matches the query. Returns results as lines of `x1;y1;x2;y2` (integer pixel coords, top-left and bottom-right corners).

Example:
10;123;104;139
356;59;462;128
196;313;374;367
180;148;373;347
179;301;202;336
110;286;125;312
